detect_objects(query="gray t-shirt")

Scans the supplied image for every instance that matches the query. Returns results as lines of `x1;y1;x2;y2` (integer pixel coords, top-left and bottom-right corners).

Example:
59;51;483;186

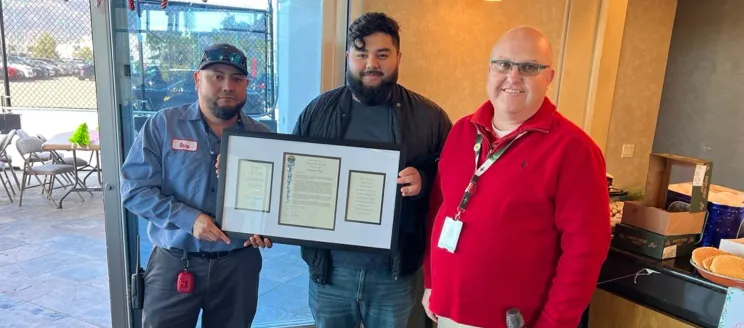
330;99;394;269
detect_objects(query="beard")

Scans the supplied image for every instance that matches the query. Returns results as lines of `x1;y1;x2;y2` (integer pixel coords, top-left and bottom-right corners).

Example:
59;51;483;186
346;68;399;106
208;98;245;120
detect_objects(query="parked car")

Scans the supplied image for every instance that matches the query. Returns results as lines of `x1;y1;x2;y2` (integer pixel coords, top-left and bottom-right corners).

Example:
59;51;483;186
0;66;18;80
6;60;36;79
78;63;95;80
8;56;47;79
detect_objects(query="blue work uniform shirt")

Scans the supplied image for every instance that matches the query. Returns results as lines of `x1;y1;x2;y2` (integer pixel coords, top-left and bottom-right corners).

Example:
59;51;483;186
120;102;273;253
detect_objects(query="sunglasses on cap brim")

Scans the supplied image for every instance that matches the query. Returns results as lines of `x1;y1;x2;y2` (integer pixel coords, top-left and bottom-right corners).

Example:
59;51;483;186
201;48;247;68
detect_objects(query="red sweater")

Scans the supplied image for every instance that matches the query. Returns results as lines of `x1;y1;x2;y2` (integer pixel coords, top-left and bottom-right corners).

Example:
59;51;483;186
424;98;611;328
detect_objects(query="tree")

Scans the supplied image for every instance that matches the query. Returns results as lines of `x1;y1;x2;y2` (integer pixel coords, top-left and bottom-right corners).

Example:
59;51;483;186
31;33;59;59
144;32;198;72
73;47;94;61
68;123;91;147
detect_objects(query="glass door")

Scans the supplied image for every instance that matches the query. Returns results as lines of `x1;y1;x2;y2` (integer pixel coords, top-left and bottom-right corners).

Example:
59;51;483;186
95;0;350;327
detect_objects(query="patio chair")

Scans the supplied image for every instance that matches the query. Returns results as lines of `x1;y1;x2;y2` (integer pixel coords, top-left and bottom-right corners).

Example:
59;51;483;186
11;134;71;192
14;129;52;164
0;132;18;202
0;129;21;189
15;137;81;207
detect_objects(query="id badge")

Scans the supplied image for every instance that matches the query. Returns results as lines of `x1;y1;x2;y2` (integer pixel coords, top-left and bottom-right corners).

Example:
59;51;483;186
437;217;463;253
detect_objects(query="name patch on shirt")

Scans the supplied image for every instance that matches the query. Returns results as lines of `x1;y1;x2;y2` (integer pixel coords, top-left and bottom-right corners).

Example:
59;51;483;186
172;139;198;151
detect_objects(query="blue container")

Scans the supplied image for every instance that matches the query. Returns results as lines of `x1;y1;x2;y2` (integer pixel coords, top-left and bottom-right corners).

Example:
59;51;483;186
666;184;744;248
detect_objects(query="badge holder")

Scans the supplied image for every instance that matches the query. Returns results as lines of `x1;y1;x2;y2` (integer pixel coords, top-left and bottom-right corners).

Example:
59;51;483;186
437;129;518;254
438;215;463;253
438;179;475;253
176;252;194;293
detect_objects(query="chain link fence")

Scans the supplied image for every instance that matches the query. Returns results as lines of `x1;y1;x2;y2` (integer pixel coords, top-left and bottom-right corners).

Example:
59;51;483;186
0;0;273;114
127;1;275;119
0;0;96;109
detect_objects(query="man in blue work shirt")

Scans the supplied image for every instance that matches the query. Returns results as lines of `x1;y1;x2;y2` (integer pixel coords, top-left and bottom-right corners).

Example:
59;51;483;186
120;43;272;328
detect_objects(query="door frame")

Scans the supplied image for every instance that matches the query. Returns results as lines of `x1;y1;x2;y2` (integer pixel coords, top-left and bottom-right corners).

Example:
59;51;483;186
92;0;356;326
90;0;132;327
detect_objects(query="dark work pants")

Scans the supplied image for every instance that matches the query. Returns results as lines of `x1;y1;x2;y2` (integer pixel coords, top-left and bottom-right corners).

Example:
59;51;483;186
141;246;262;328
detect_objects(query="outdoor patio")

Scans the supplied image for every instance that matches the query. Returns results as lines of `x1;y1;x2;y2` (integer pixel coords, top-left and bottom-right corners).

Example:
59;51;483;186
0;171;313;328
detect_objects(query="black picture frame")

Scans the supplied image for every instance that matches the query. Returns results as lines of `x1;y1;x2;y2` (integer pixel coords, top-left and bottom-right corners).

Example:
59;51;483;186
214;129;406;254
344;170;386;226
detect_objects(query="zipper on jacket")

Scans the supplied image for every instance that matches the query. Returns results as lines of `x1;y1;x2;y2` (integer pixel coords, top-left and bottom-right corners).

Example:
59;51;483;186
475;124;548;161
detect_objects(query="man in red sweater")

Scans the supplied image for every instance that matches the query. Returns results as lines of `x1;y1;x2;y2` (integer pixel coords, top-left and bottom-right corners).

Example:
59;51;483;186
422;26;611;328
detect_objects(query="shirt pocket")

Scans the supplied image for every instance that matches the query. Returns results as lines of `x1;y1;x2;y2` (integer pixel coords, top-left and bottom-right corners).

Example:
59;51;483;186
162;148;213;196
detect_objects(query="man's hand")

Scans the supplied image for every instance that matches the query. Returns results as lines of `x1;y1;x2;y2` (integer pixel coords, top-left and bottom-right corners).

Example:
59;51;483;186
193;213;231;244
215;153;272;249
397;167;422;197
422;288;437;322
245;235;273;248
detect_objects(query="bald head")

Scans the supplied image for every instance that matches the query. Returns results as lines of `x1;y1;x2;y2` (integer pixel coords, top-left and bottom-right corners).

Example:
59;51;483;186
491;26;553;66
486;26;555;129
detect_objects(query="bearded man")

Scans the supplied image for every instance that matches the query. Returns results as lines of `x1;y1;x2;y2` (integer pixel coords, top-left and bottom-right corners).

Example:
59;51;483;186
120;43;273;328
292;12;452;328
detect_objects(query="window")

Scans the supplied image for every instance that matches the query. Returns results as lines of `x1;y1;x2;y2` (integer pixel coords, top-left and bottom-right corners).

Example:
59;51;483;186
112;0;349;326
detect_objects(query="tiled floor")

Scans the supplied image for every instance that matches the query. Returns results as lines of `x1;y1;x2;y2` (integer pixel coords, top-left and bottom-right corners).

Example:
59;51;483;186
0;181;110;328
0;174;313;328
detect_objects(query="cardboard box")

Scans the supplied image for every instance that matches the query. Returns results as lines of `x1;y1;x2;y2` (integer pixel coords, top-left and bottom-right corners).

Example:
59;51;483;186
621;153;712;235
612;223;699;259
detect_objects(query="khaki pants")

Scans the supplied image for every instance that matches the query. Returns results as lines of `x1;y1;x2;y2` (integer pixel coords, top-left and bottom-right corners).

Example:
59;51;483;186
437;316;481;328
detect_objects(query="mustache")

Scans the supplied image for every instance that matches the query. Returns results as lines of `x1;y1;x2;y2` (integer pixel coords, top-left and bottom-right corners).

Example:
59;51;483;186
361;70;383;77
346;68;398;106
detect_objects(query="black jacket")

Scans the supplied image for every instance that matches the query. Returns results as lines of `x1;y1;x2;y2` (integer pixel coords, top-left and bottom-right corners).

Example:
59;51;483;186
293;84;452;284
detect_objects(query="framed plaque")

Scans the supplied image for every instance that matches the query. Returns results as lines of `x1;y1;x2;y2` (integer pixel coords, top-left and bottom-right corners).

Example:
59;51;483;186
215;129;405;252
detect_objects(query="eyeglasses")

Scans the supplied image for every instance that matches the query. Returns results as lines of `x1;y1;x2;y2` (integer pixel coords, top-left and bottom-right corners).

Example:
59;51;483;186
490;60;550;76
201;48;247;68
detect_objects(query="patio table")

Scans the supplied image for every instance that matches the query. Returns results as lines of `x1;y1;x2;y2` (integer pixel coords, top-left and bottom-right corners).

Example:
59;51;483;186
41;130;102;208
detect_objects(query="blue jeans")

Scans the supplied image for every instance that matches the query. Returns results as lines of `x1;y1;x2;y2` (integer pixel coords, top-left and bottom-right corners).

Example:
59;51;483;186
309;267;418;328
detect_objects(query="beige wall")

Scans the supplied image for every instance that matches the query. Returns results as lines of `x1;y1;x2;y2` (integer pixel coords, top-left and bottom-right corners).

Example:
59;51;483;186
604;0;677;189
348;3;568;327
350;0;679;189
354;0;567;121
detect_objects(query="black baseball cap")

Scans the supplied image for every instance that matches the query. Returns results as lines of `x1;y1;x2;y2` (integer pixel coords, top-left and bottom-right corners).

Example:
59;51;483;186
198;43;248;75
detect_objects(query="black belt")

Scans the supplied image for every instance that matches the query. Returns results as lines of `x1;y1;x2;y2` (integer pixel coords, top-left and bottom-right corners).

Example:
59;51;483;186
164;246;246;260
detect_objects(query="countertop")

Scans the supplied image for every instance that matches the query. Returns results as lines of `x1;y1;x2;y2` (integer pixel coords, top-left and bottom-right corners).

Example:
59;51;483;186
596;247;728;328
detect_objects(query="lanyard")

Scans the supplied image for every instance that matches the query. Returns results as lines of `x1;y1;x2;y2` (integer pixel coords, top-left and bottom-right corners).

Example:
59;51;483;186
454;128;520;220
